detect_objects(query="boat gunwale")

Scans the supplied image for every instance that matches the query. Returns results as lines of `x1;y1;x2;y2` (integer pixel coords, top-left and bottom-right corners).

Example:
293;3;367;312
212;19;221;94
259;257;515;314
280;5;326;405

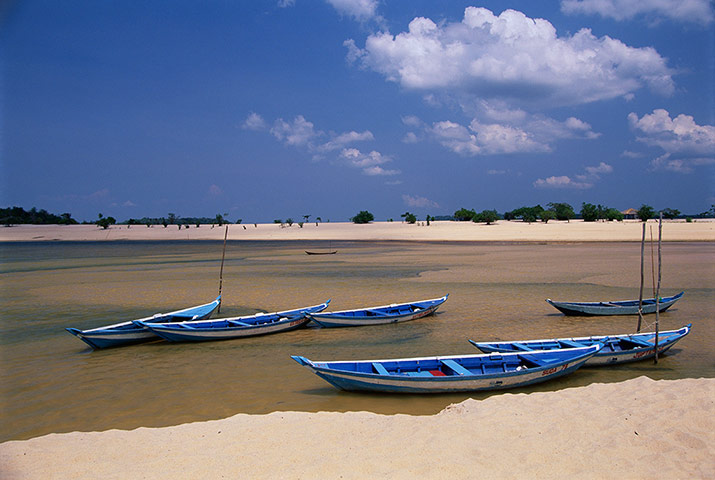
296;343;601;376
308;295;448;318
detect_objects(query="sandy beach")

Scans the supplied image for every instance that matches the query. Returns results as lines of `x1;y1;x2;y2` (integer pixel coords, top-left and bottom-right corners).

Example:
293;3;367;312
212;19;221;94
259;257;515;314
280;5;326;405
2;221;713;479
1;219;714;243
1;376;712;479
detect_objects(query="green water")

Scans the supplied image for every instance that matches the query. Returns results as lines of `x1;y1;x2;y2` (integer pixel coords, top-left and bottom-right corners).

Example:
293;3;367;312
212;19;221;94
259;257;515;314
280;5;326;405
1;240;713;442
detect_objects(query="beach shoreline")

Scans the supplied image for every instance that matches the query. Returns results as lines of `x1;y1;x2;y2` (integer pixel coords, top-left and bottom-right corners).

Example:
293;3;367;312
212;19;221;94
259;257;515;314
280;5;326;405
3;222;713;479
1;219;714;243
2;376;713;479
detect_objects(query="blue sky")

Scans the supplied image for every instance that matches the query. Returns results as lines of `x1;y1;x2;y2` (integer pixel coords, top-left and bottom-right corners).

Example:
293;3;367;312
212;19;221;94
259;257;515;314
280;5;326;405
2;0;714;222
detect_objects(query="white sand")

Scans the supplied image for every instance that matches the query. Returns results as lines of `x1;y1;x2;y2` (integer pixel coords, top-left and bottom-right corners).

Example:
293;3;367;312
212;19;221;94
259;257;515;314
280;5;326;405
1;219;714;242
1;377;713;479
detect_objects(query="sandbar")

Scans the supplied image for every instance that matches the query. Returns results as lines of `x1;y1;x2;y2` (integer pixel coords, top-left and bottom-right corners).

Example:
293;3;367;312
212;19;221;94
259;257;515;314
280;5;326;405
1;219;714;242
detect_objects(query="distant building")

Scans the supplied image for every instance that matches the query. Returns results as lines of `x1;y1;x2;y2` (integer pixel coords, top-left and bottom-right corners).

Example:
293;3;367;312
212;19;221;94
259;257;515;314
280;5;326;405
622;208;638;219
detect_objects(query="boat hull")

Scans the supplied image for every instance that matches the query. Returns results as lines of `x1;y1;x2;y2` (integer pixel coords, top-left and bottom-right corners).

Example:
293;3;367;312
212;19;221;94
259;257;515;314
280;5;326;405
145;316;312;342
546;292;683;316
139;301;329;343
292;345;601;393
65;328;159;349
308;295;447;328
471;324;691;366
65;297;222;349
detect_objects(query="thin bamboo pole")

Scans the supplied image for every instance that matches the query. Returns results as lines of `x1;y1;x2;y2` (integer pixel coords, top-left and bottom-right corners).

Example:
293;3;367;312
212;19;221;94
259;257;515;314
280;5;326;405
218;224;229;314
654;213;662;364
637;222;645;332
650;226;656;298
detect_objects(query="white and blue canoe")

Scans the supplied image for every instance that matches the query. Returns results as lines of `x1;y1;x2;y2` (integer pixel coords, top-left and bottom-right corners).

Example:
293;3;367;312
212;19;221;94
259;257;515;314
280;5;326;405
307;295;448;328
469;324;691;366
66;296;221;349
136;300;330;342
291;343;602;393
546;291;684;316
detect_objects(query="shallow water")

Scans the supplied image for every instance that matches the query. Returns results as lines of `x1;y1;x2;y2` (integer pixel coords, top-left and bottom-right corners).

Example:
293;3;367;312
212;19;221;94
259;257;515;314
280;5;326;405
1;240;713;441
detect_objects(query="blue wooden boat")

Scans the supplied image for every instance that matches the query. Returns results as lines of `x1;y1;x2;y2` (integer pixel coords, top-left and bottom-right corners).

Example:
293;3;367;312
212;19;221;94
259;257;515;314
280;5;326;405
136;300;330;342
66;296;221;349
546;291;683;316
469;324;691;366
291;343;602;393
307;295;448;328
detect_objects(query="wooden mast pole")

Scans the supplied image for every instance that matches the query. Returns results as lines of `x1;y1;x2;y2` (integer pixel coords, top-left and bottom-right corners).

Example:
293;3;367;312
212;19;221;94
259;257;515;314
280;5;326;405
637;221;645;332
654;212;662;364
650;226;656;298
218;224;229;314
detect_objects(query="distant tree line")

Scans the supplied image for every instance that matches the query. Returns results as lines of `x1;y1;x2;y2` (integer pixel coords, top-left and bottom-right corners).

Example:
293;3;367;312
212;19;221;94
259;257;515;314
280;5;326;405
449;202;704;224
4;204;714;228
1;206;78;226
123;213;240;228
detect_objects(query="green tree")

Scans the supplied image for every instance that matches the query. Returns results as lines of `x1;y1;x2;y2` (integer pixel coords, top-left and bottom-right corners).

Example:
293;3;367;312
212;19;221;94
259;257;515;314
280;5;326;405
352;210;374;224
286;218;294;226
637;204;655;221
547;202;575;221
605;208;624;221
581;203;599;222
661;208;680;219
96;213;116;229
454;208;477;221
59;213;77;225
540;210;555;223
474;209;499;225
401;211;417;224
508;205;543;223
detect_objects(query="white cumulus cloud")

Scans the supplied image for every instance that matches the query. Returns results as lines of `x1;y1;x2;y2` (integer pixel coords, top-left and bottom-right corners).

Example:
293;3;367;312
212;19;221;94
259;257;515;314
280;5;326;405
242;112;267;131
318;130;374;152
561;0;714;25
534;175;593;189
628;109;715;155
425;108;600;156
347;7;674;107
340;148;400;175
585;162;614;175
326;0;379;21
534;161;613;189
270;116;320;147
628;109;715;173
402;194;439;209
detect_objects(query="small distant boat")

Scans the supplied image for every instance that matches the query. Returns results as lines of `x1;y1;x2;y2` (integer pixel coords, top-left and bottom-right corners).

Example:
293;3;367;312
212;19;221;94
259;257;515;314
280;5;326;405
292;344;602;393
307;295;448;328
546;291;684;316
66;296;222;349
305;250;337;255
469;324;691;366
136;300;330;342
